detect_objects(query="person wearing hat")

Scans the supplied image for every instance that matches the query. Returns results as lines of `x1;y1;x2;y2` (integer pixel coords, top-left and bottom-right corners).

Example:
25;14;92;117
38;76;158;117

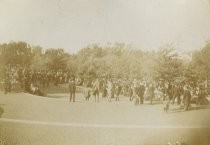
172;84;182;105
115;80;122;101
197;86;208;105
101;79;108;100
183;85;192;111
107;80;113;102
132;80;139;105
148;83;155;105
69;76;76;102
4;76;11;94
83;81;92;101
93;78;100;102
138;82;145;104
128;83;133;101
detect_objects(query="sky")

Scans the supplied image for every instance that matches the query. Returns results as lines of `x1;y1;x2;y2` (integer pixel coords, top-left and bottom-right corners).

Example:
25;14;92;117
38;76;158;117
0;0;210;53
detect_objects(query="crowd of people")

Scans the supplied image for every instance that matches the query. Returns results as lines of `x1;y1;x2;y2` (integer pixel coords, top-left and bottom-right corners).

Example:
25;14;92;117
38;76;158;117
1;65;209;112
0;65;81;95
80;77;209;112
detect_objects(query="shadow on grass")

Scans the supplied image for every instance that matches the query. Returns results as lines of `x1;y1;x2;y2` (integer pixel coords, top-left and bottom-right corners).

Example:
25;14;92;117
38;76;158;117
43;85;68;94
45;93;68;98
43;84;84;95
191;105;210;110
169;104;210;113
144;100;163;105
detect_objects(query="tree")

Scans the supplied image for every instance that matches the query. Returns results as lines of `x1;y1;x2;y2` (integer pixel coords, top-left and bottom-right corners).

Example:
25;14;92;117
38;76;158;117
30;46;47;70
191;43;210;80
0;41;32;66
44;48;69;71
154;47;184;82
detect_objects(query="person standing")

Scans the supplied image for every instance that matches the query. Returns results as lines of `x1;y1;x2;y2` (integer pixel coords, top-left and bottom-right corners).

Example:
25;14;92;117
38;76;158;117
183;85;192;111
107;80;113;102
115;81;122;101
196;87;207;105
101;80;107;100
93;78;100;102
138;82;145;104
167;83;173;101
172;84;181;105
148;83;155;105
84;83;91;101
132;80;139;105
69;77;76;102
4;76;11;94
128;84;133;101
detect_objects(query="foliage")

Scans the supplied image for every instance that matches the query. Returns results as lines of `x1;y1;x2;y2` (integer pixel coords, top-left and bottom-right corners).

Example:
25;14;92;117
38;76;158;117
154;47;184;82
0;41;32;66
1;41;210;84
191;43;210;80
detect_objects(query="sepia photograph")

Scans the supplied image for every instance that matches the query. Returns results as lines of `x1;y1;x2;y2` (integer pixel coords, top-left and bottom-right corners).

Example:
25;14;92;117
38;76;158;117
0;0;210;145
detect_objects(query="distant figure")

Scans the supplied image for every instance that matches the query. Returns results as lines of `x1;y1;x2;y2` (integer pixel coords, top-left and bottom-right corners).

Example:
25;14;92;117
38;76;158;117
132;80;139;105
138;83;145;104
128;85;133;101
172;84;182;105
69;77;76;102
101;81;107;100
84;86;91;101
148;83;155;105
107;80;113;102
115;82;122;101
183;85;191;111
93;78;100;102
197;87;208;105
4;76;11;94
30;83;38;94
30;83;44;96
163;82;175;112
167;83;173;101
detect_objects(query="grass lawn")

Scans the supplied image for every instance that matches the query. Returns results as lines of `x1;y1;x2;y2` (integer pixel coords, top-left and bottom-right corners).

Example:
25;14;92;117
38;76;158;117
0;85;209;145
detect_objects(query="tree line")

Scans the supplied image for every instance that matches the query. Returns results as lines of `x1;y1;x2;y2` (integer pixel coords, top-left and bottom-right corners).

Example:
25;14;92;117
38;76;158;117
0;41;210;85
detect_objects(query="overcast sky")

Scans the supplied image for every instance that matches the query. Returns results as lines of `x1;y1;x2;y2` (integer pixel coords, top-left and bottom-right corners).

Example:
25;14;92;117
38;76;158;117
0;0;210;53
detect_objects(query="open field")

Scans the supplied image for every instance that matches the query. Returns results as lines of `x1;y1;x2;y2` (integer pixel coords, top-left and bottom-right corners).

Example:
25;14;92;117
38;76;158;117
0;85;210;145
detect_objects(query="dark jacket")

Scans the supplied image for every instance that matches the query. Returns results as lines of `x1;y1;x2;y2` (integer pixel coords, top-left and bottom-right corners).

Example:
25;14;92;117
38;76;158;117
69;80;76;93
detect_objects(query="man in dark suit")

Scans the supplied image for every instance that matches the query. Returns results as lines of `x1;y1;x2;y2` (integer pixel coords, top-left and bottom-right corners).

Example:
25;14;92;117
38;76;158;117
172;84;182;105
148;83;155;105
69;77;76;102
4;76;11;94
138;83;145;104
93;78;100;102
183;85;191;111
115;81;122;101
